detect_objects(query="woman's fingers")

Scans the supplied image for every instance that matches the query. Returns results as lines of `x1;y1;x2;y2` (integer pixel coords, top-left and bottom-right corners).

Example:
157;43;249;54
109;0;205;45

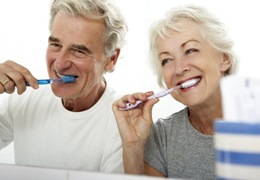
113;92;154;110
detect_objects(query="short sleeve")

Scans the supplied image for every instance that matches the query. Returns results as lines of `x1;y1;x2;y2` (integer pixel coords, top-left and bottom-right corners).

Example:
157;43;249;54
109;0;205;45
144;119;168;176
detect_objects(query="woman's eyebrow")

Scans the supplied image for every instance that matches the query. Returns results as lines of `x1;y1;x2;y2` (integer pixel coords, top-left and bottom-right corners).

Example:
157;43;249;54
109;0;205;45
181;39;199;47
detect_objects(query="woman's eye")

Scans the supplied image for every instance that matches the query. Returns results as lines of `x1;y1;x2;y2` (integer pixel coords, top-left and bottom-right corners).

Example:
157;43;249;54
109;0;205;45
185;48;198;55
161;58;173;66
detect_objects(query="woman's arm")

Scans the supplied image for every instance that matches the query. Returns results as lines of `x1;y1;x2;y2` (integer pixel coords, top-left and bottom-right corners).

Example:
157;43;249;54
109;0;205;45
112;91;159;174
144;162;165;177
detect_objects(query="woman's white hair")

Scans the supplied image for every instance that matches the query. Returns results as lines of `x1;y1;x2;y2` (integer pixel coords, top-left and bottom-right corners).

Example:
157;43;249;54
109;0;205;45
149;5;239;88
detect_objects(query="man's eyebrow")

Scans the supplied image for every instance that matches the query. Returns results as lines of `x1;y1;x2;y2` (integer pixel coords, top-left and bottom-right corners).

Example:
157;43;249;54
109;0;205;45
71;44;92;54
48;36;59;42
48;36;92;54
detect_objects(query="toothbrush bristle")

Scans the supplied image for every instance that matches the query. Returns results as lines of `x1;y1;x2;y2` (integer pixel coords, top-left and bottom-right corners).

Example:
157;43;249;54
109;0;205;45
181;78;200;88
61;76;77;83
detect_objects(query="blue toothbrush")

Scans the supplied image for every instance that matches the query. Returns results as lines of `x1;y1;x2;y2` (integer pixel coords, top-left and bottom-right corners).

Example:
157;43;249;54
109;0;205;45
25;75;77;86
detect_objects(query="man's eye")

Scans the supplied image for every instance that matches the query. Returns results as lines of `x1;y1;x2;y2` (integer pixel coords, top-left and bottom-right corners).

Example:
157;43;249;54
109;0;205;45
185;48;198;55
71;49;87;58
49;43;61;50
51;43;60;47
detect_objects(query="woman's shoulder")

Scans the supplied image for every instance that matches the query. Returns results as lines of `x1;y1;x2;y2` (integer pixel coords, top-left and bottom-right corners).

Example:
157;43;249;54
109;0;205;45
156;107;189;124
148;107;190;144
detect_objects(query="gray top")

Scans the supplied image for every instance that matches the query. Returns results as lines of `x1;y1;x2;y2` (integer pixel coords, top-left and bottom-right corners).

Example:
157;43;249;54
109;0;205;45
144;107;215;179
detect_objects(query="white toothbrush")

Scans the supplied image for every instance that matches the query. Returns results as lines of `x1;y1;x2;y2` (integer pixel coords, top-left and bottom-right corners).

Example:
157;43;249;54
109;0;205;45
119;78;200;111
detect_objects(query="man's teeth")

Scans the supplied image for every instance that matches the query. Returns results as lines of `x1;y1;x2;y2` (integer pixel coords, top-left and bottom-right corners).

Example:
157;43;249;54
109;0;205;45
57;73;63;78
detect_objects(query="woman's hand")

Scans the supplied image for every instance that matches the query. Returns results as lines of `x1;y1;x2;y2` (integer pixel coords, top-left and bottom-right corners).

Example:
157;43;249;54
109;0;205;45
112;91;159;174
0;60;38;94
112;91;159;146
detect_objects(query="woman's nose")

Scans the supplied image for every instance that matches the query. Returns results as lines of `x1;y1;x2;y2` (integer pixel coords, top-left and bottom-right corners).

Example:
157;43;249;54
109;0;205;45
174;58;190;76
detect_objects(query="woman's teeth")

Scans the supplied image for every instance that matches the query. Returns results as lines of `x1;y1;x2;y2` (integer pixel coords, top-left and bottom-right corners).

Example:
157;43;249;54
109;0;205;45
180;78;200;89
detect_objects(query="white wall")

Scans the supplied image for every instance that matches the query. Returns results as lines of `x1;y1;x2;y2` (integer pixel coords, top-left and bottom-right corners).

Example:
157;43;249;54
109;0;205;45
1;0;259;120
1;0;260;164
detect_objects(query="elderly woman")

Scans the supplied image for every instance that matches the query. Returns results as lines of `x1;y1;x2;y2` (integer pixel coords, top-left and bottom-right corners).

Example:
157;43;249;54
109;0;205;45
112;5;238;179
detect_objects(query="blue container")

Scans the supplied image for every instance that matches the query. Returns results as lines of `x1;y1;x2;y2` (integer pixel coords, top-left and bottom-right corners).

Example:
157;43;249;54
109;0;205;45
214;120;260;180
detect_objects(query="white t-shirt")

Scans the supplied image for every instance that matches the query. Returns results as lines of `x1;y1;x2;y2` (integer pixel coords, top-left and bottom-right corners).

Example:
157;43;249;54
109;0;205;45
0;85;123;173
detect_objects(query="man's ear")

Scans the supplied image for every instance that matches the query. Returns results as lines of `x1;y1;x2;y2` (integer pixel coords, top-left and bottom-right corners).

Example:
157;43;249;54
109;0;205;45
105;49;120;72
220;53;232;72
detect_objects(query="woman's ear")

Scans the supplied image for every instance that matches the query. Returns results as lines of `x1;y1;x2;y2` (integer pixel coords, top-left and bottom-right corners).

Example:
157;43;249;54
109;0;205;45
220;53;232;72
105;49;120;72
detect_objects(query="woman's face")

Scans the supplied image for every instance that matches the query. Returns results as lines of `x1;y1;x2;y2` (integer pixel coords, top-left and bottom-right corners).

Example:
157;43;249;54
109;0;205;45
156;20;231;107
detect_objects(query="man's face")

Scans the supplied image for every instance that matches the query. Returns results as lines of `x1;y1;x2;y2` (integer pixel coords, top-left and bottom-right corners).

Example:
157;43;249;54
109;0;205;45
46;10;113;101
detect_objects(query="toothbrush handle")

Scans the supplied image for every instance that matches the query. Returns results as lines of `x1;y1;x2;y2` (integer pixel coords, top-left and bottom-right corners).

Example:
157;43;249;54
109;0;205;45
37;79;51;85
119;100;142;111
25;79;51;86
119;90;168;111
25;76;76;86
148;90;169;99
119;88;176;111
